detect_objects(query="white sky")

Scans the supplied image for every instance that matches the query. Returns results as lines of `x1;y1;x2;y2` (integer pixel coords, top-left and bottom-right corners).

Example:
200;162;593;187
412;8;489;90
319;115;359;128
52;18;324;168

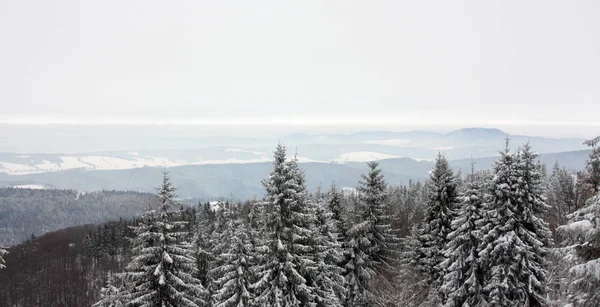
0;0;599;133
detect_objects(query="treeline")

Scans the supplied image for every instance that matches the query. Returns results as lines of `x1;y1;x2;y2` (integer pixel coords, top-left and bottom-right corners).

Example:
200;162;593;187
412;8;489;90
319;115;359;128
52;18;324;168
1;140;599;306
0;189;156;245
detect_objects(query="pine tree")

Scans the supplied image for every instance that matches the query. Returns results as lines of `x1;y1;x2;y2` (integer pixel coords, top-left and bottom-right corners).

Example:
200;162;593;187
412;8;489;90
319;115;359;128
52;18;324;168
210;212;254;307
478;142;550;306
439;165;487;307
251;144;316;306
416;153;458;289
0;246;7;270
121;171;207;307
343;161;396;305
93;272;124;307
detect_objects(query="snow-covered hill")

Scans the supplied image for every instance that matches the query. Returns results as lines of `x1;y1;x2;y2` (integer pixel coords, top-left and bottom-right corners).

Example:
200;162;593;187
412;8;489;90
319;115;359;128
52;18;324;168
0;128;587;175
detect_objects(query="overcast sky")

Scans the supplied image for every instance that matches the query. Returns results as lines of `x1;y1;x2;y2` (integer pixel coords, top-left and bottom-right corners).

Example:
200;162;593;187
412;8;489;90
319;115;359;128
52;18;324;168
1;0;599;134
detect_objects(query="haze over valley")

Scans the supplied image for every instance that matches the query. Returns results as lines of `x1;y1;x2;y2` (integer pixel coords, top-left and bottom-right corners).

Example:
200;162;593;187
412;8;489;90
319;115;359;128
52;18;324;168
0;127;592;199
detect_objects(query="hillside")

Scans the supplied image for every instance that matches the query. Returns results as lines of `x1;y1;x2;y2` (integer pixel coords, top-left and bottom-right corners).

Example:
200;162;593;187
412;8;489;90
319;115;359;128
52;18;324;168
0;149;591;200
0;189;156;245
0;221;134;306
0;128;588;175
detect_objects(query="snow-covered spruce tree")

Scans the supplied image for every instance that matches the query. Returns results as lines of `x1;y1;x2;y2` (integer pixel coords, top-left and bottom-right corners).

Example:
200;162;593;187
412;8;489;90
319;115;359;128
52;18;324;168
248;201;266;233
194;201;216;293
439;165;487;307
122;171;207;307
0;246;7;270
478;142;550;306
514;143;552;305
416;153;458;290
344;161;396;305
584;146;600;194
209;211;254;307
116;203;157;304
358;161;397;267
247;200;268;268
311;198;346;305
209;201;234;267
251;144;317;306
394;225;431;306
477;143;519;306
289;154;344;306
547;162;577;237
93;272;124;307
325;184;349;287
558;192;600;306
556;137;600;306
327;185;348;243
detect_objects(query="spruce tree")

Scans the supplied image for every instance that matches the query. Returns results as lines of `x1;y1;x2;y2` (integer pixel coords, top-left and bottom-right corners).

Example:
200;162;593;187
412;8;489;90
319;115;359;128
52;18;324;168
557;137;600;306
194;202;216;292
514;143;551;305
344;161;396;305
547;162;577;236
311;200;346;306
327;185;347;243
478;143;520;306
584;146;600;194
251;144;316;306
558;192;600;306
121;171;207;306
247;200;267;268
343;219;377;306
210;212;254;307
478;142;550;306
417;153;458;288
439;166;487;307
287;156;345;306
358;161;397;267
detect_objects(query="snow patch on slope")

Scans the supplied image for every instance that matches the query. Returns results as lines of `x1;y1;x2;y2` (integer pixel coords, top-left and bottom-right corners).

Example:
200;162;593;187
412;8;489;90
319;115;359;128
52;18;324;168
0;156;192;175
225;148;266;155
12;184;48;190
0;162;37;173
364;139;411;146
333;152;399;163
2;151;418;175
192;156;271;165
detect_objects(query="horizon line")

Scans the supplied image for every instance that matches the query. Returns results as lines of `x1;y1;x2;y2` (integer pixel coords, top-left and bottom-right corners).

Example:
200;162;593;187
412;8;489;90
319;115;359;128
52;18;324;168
1;117;600;127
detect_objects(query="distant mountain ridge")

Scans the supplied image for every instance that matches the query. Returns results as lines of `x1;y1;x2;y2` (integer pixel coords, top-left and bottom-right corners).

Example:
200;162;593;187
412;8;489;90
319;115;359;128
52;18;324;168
0;149;591;200
0;127;588;175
